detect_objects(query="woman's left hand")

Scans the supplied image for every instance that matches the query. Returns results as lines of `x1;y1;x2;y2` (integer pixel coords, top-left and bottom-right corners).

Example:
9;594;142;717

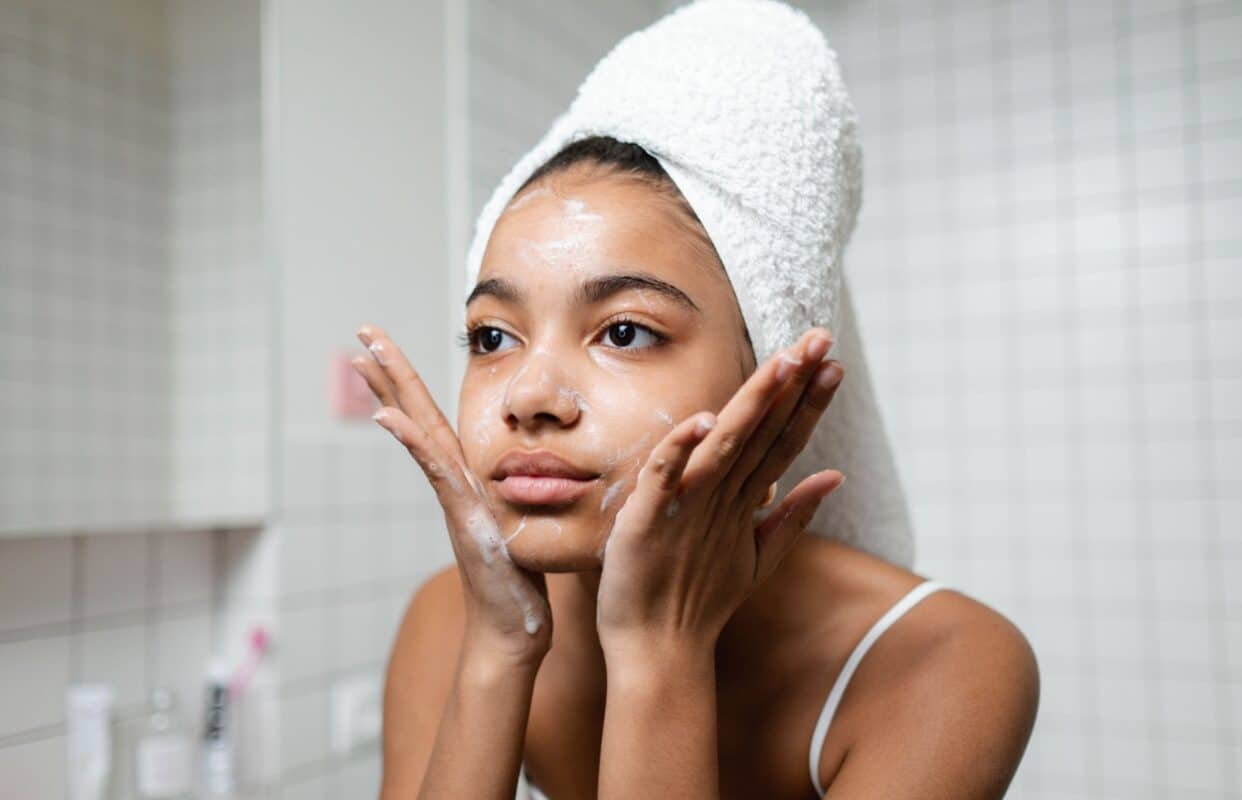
595;326;847;660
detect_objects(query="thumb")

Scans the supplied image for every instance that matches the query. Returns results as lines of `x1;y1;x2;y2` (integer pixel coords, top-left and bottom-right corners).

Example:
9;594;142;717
752;470;845;584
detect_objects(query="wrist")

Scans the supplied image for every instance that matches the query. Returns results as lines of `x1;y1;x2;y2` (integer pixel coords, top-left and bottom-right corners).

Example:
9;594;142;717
602;633;717;686
461;628;548;678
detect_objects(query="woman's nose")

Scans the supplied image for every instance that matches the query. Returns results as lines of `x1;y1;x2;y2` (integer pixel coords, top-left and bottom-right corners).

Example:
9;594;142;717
502;352;583;430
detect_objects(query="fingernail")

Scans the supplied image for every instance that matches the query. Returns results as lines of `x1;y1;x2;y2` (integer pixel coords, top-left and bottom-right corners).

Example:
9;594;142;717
368;341;386;364
775;352;799;383
695;414;716;435
356;326;374;345
806;333;830;363
816;361;842;390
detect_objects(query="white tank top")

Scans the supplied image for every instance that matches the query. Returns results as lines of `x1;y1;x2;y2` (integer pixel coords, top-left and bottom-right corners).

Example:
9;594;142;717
808;579;947;796
517;578;949;799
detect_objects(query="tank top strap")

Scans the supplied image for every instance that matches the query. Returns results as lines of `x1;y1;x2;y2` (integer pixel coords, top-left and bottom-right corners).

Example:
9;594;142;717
517;761;551;800
807;579;948;797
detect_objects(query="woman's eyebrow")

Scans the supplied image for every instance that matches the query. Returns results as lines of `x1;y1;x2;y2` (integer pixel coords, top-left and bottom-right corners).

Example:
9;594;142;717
466;271;701;315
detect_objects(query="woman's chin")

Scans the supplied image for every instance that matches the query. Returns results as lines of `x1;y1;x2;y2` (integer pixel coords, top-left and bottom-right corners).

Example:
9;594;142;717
501;518;605;573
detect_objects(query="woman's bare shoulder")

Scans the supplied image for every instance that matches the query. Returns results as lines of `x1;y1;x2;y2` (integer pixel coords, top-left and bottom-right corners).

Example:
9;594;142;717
801;539;1039;796
795;535;1018;644
392;564;465;655
386;565;466;703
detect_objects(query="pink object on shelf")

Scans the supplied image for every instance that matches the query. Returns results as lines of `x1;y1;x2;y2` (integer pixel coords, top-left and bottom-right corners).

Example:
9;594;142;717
331;351;377;419
229;626;271;699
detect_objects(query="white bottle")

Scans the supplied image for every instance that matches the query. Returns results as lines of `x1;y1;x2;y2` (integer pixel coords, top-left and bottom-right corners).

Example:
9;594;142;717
134;688;193;799
66;684;115;800
202;659;235;797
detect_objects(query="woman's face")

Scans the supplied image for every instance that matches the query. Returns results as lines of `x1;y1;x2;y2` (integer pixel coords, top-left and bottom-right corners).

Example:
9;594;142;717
457;166;756;572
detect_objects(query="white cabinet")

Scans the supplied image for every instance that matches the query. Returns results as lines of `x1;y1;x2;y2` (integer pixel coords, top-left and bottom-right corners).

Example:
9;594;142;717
0;0;269;537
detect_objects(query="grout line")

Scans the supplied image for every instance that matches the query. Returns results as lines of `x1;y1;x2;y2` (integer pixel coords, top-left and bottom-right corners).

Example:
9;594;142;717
1180;1;1238;791
1115;1;1171;786
68;534;84;683
1048;2;1104;791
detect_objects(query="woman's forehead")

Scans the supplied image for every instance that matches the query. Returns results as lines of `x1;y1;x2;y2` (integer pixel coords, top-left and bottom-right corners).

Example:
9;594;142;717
479;178;727;304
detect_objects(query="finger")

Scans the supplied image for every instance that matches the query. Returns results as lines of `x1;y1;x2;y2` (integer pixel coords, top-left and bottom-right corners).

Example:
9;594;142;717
358;324;462;460
371;405;471;500
736;359;844;508
681;327;829;489
718;329;835;505
633;411;717;519
350;353;399;408
752;470;844;584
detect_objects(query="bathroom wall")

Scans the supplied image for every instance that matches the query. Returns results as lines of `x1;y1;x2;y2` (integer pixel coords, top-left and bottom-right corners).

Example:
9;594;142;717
261;0;450;795
0;0;268;537
0;0;174;535
0;0;267;795
803;1;1241;798
167;0;269;523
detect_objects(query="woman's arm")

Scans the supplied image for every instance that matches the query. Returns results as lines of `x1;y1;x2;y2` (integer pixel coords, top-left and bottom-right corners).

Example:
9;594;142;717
419;638;541;798
599;640;719;798
381;567;544;800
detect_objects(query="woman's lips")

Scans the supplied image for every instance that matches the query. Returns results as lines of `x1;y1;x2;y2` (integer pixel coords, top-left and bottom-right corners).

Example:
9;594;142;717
495;475;598;506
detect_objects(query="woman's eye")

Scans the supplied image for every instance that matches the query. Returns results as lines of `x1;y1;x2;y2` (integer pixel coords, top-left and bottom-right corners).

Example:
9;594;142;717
460;321;665;355
470;326;518;354
601;320;663;350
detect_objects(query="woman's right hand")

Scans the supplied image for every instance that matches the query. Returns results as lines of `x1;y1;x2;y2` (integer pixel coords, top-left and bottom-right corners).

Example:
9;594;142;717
352;324;552;667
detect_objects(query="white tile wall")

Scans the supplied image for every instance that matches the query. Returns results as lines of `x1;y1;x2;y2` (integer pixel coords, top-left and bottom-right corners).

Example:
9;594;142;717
0;0;174;535
167;0;269;523
803;0;1242;797
0;1;269;797
0;0;267;537
262;0;459;791
0;530;234;796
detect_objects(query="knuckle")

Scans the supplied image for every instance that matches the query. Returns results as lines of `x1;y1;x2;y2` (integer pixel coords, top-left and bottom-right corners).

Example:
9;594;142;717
424;458;465;495
715;431;743;460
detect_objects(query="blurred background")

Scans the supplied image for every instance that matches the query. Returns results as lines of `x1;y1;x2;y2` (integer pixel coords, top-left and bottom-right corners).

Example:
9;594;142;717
0;0;1238;797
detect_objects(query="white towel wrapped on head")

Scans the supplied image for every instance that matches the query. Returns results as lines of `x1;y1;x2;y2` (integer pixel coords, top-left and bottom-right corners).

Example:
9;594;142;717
465;0;915;569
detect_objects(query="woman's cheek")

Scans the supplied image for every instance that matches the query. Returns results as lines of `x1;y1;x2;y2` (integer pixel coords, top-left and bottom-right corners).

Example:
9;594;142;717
465;383;506;453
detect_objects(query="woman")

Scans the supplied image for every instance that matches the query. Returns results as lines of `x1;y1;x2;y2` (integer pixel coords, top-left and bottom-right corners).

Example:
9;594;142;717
357;3;1037;798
